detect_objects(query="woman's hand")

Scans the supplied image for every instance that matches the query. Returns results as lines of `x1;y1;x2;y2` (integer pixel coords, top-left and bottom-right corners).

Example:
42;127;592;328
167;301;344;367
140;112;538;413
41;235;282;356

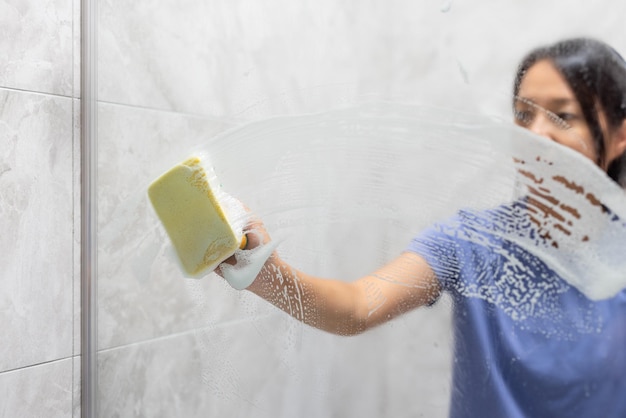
214;209;274;282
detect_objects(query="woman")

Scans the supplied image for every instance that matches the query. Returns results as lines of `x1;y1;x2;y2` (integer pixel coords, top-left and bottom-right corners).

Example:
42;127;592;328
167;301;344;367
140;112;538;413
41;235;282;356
220;38;626;417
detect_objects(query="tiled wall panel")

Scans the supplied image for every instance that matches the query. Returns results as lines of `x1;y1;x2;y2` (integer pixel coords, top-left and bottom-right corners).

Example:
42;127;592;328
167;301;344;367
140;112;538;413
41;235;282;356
0;0;74;96
0;358;74;418
0;89;74;372
0;1;79;416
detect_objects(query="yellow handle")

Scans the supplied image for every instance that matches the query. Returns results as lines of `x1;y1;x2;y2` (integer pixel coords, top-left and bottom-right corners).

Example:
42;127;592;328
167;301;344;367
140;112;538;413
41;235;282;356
239;235;248;250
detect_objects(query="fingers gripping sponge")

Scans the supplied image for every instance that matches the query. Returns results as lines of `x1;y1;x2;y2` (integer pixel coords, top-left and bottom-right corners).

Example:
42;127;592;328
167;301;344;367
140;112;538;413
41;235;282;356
148;157;247;277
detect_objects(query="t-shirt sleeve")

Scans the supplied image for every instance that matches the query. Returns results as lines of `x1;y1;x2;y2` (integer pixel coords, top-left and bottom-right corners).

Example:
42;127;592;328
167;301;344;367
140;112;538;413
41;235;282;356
406;219;462;291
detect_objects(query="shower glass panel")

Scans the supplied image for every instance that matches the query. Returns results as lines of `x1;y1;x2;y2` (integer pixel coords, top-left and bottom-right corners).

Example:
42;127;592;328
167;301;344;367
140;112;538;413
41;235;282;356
93;2;626;417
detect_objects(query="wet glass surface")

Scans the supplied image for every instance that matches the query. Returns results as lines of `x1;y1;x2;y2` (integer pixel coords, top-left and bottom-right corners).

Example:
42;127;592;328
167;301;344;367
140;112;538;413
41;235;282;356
95;3;626;417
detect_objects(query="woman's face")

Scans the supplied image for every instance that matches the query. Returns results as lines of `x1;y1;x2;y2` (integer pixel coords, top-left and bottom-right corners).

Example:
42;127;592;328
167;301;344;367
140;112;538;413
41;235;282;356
514;59;599;164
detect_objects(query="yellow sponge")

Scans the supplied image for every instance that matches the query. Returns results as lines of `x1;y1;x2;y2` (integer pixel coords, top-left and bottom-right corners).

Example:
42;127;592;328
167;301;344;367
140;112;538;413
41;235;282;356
148;157;247;277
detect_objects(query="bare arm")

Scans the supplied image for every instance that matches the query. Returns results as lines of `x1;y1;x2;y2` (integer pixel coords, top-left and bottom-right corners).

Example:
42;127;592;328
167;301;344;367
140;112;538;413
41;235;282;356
246;250;441;336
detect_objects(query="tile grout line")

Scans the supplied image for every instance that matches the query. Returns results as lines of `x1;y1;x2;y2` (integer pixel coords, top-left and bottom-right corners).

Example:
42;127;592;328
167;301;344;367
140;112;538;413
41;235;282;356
95;98;236;120
0;87;240;124
98;313;279;354
0;355;79;376
0;85;76;100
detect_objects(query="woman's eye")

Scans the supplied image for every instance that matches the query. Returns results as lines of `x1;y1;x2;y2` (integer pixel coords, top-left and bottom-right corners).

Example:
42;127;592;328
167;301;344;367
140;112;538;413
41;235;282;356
514;109;533;125
551;112;577;129
556;112;575;121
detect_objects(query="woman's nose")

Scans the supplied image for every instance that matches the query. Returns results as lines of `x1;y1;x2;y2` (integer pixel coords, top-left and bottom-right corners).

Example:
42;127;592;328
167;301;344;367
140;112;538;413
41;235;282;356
527;113;558;141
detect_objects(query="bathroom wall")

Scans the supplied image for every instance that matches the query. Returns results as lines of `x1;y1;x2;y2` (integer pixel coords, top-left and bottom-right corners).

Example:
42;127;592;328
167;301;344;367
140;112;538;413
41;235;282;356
0;0;81;417
2;1;625;417
94;1;626;417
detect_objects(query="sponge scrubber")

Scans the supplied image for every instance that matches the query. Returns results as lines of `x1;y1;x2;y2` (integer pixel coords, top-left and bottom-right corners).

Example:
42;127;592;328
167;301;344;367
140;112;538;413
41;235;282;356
148;157;247;277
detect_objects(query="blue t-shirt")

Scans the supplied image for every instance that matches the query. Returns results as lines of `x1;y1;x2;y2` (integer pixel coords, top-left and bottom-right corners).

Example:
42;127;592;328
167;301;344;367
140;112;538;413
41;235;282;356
407;204;626;418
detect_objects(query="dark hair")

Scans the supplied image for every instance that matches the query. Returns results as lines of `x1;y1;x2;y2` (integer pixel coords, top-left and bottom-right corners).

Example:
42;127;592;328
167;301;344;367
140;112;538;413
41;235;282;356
513;38;626;187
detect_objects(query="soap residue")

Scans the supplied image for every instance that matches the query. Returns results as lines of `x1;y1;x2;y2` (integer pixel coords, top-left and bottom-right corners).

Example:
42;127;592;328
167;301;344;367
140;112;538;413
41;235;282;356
98;101;626;416
192;103;626;332
220;236;281;291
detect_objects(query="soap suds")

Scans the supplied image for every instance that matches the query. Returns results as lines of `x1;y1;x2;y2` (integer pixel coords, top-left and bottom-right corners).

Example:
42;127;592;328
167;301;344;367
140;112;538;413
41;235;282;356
186;103;626;333
220;235;281;291
91;101;626;413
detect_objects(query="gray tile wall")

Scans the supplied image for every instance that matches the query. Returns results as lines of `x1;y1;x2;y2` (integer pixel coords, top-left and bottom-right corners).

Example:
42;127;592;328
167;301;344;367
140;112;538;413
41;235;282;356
95;1;626;417
0;0;81;417
3;0;626;417
94;1;626;416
